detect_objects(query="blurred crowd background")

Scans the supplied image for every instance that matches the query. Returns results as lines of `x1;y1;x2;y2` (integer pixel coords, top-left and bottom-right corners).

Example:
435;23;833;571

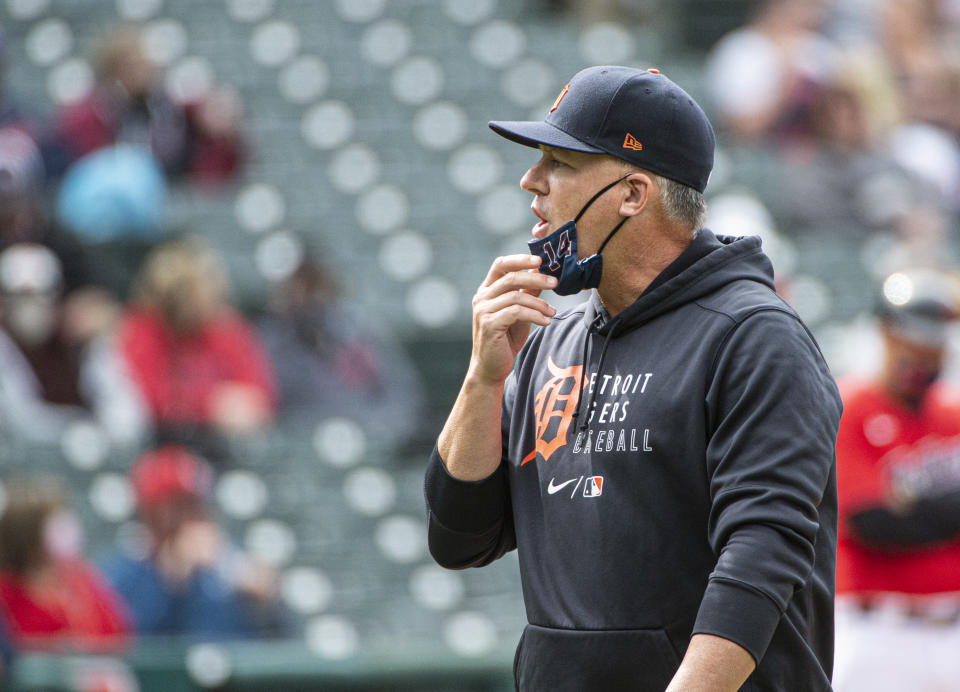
0;0;958;689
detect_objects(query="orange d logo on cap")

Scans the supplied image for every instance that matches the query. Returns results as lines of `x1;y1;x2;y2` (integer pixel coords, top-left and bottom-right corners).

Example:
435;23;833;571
550;84;570;113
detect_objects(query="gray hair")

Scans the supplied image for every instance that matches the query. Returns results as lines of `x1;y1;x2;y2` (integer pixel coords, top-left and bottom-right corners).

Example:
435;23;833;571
650;173;707;233
615;157;707;233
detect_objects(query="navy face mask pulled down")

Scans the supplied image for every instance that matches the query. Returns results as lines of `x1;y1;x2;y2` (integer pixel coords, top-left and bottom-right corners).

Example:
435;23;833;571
527;174;631;296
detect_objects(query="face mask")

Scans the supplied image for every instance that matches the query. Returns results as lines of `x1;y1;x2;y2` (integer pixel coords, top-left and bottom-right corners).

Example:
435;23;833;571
4;293;58;346
44;510;84;561
528;174;631;296
893;360;940;399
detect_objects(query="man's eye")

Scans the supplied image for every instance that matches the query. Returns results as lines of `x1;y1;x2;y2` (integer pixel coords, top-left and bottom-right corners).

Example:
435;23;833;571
551;158;567;168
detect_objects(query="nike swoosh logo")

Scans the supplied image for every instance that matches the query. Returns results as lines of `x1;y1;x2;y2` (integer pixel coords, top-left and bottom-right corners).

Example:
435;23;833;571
547;477;579;495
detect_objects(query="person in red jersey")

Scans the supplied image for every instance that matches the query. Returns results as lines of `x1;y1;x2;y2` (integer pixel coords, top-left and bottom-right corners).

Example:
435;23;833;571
834;268;960;691
0;477;129;652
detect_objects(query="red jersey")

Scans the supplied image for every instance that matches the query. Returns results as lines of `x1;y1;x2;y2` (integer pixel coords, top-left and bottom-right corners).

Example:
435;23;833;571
118;307;276;426
836;377;960;595
0;559;129;651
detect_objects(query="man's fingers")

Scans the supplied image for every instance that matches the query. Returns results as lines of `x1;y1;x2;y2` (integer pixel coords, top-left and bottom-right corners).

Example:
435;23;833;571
476;267;557;305
478;302;555;331
471;254;557;354
479;290;556;323
481;254;543;288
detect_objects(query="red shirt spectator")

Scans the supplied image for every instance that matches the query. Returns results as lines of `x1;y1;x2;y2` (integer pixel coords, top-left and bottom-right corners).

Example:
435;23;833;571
0;477;129;653
119;237;275;435
120;306;275;427
47;26;243;184
0;559;129;651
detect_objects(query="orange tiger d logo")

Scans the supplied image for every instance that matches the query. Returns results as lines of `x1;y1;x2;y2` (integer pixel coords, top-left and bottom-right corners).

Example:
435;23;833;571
521;357;583;465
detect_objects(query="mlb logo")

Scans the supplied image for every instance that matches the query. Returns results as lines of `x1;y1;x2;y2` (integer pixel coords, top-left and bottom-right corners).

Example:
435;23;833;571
583;476;604;497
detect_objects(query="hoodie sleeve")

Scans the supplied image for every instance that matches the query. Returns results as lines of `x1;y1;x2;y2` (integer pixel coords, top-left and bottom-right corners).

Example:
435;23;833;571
694;308;841;664
424;448;515;569
424;375;518;569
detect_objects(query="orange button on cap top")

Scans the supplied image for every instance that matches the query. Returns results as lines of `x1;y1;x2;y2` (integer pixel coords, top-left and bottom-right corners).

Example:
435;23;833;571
647;68;660;74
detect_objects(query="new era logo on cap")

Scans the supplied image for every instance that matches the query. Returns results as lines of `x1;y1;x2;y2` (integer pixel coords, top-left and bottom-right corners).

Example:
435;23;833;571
622;133;642;151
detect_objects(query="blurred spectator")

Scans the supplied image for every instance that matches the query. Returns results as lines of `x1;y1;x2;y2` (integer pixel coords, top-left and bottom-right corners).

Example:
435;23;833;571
53;142;168;299
182;87;245;187
880;0;956;81
0;476;129;652
47;26;185;177
0;129;44;244
46;25;244;185
772;51;928;235
259;256;425;447
0;243;147;445
808;51;900;155
706;0;839;144
880;1;960;209
56;144;167;245
103;445;283;639
884;52;960;210
118;237;276;448
834;268;960;691
0;127;96;292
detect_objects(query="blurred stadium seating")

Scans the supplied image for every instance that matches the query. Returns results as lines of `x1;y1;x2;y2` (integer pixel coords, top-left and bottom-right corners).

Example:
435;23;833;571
0;0;906;689
0;417;525;690
1;0;887;396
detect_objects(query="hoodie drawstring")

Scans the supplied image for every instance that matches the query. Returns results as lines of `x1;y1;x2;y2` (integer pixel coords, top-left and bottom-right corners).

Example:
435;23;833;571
573;314;622;431
570;314;600;427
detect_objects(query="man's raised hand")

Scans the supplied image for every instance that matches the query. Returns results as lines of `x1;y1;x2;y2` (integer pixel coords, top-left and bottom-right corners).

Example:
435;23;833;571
468;254;557;386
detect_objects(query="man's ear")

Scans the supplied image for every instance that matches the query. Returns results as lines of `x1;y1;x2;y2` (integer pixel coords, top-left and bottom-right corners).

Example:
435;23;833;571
619;172;654;217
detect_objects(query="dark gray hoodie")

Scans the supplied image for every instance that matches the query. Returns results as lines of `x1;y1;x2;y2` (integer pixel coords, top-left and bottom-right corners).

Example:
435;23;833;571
425;230;842;691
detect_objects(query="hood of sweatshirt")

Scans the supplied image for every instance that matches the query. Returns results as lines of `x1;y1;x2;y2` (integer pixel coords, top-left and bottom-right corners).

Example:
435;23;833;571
569;229;776;429
584;229;774;337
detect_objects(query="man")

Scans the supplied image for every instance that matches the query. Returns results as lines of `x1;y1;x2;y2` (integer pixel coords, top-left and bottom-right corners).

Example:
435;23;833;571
424;65;842;691
834;269;960;691
103;445;283;639
0;242;147;445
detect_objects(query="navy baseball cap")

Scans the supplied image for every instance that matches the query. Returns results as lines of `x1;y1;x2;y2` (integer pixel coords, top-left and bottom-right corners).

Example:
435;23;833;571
489;65;715;193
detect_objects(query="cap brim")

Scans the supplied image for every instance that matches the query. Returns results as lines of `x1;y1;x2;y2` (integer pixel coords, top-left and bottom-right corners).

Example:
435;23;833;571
888;314;950;347
488;120;606;155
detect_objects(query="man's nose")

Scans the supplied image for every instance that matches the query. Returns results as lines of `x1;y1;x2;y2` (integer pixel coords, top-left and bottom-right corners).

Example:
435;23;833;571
520;158;548;196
